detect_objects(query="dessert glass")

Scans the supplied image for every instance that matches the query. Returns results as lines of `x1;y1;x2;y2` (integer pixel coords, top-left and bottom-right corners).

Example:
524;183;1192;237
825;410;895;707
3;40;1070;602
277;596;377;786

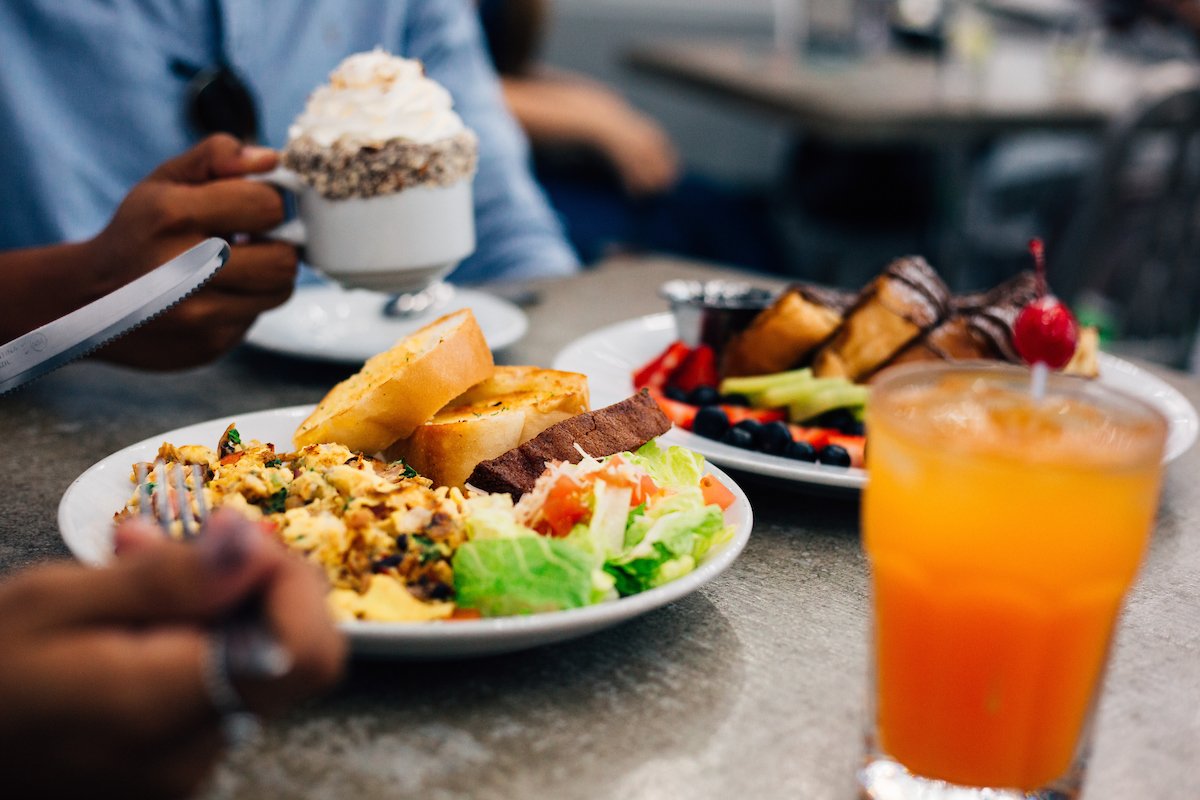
858;362;1168;799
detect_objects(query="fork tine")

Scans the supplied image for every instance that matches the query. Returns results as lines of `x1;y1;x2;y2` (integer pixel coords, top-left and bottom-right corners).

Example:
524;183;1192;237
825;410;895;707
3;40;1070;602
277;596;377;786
191;463;209;525
154;461;173;532
172;464;200;539
135;463;152;520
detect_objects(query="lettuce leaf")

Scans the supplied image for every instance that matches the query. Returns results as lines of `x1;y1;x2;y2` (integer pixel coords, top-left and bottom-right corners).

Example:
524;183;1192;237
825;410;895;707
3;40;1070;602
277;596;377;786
452;537;596;616
604;505;730;596
628;440;706;490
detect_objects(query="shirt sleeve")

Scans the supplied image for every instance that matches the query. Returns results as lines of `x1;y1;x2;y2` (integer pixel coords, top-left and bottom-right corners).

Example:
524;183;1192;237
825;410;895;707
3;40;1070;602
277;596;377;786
401;0;579;284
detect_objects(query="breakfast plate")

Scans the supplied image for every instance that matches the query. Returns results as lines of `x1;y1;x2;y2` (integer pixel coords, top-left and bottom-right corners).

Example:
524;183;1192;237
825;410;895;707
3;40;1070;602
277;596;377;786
57;405;752;659
553;312;1200;491
245;283;528;364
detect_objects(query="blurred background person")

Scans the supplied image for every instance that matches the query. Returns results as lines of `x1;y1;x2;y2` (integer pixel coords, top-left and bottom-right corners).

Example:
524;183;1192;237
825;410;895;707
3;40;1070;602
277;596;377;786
478;0;785;271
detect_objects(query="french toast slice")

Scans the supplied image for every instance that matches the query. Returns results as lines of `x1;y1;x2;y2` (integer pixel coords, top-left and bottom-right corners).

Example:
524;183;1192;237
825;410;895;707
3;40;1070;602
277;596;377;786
812;256;950;381
721;284;853;378
386;366;590;489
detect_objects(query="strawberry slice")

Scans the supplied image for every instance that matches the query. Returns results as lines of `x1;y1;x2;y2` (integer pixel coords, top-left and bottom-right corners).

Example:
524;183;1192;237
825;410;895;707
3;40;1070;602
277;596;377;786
647;388;698;429
633;341;691;391
671;344;718;392
724;405;787;425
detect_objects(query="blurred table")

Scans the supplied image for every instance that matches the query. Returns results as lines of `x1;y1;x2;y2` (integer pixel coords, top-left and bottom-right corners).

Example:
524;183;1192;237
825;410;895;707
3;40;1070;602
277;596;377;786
627;38;1199;288
1;257;1197;799
626;38;1154;144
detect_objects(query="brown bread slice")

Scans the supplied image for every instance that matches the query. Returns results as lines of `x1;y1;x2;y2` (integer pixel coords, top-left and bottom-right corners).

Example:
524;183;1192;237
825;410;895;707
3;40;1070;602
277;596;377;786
466;390;671;498
812;256;950;381
884;314;998;370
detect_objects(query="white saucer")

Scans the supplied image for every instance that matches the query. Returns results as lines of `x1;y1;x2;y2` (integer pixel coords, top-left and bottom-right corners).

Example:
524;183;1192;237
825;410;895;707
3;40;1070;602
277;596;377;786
246;284;528;363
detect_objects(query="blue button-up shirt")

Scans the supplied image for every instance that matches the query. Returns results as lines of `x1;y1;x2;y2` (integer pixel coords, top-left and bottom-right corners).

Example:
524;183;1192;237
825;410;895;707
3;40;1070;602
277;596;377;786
0;0;579;283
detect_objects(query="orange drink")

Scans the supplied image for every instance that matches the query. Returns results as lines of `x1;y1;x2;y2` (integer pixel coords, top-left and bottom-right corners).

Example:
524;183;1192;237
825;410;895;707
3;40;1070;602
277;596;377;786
859;363;1167;798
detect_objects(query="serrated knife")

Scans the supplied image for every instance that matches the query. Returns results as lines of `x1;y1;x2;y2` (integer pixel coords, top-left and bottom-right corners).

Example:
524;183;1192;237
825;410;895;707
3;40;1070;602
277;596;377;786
0;237;230;395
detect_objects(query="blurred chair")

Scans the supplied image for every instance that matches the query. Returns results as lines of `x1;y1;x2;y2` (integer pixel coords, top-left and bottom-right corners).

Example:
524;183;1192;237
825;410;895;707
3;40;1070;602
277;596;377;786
1055;62;1200;367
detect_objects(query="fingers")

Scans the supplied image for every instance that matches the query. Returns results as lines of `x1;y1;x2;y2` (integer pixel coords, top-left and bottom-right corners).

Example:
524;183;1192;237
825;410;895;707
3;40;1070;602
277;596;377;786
4;513;284;632
207;240;300;296
94;240;297;369
237;557;346;716
177;178;286;233
152;134;279;183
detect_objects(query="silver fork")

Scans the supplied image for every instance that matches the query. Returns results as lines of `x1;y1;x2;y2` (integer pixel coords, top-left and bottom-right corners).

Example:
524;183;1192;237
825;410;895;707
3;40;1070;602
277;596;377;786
135;461;207;538
132;460;290;745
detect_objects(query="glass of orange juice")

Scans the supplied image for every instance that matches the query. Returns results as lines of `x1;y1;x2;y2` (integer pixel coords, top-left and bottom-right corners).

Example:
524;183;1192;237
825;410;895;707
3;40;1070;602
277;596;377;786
859;362;1168;799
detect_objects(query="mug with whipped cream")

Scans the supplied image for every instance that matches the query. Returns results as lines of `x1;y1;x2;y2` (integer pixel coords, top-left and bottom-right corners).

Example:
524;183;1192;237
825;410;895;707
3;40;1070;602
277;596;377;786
259;49;478;293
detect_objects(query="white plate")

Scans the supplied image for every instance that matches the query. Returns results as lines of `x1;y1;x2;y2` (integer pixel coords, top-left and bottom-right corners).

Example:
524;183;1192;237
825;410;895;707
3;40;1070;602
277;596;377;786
245;284;528;363
58;405;752;659
552;313;1200;491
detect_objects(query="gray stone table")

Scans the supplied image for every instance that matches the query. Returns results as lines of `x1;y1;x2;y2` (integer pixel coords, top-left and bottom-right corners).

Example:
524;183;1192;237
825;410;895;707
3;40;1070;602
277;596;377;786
0;257;1196;799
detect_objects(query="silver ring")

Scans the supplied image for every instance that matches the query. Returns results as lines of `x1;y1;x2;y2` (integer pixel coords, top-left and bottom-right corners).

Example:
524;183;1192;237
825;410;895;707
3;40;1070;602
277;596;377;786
202;628;263;748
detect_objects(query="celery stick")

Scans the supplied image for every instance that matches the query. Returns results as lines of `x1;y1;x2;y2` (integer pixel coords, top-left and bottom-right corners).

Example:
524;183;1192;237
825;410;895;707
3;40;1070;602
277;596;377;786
719;369;813;399
759;376;852;409
788;383;869;423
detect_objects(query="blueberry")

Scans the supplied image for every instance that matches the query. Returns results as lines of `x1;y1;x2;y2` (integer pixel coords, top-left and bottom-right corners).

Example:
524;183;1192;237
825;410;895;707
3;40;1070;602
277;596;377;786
692;406;730;440
721;426;756;449
785;440;818;462
688;385;721;407
719;392;750;407
812;408;856;431
733;419;764;447
664;385;689;403
759;420;793;455
818;444;852;468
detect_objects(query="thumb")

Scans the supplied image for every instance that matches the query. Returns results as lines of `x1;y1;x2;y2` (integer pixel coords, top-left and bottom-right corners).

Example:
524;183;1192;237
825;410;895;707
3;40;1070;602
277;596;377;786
27;510;284;631
151;134;278;183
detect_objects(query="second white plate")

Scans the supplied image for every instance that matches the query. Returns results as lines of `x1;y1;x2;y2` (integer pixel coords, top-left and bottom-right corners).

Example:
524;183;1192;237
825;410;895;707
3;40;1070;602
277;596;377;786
246;284;528;364
552;313;1200;492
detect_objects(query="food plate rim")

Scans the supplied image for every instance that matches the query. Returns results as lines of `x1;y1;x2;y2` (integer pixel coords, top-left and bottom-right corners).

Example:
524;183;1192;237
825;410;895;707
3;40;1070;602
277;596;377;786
552;311;1200;491
57;404;753;648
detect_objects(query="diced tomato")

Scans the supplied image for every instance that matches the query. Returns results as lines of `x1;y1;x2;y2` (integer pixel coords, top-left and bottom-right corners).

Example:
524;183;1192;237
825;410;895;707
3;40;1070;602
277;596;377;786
648;388;698;430
700;474;736;510
538;475;589;537
450;608;483;620
723;405;787;425
594;456;661;506
634;341;692;390
826;433;866;469
671;344;717;392
219;451;244;466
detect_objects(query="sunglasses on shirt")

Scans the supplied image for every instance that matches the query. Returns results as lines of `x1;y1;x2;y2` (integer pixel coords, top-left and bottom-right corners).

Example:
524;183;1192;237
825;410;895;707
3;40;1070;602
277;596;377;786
172;59;260;143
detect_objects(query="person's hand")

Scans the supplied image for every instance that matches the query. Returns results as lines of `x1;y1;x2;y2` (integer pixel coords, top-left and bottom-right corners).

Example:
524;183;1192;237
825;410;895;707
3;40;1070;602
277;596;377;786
585;91;680;196
0;510;345;799
88;134;300;369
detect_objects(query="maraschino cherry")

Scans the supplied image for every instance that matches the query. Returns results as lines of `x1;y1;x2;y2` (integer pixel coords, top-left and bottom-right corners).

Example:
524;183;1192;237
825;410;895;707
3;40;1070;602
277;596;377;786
1013;238;1079;370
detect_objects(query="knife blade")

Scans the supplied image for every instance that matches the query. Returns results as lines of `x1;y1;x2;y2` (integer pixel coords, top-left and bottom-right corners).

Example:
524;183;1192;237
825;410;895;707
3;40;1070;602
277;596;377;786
0;237;231;395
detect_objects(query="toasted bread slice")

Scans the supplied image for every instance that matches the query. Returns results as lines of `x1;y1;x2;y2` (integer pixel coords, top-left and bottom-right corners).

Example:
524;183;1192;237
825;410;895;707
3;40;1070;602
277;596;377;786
294;309;494;454
387;366;590;488
721;285;851;378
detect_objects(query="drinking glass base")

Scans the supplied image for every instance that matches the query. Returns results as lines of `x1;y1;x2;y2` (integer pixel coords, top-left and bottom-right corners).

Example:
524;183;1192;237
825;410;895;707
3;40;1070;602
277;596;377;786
858;754;1082;800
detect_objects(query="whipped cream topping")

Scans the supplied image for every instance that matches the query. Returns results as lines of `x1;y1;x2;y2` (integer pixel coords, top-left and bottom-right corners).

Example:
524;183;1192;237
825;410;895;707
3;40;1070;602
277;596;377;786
288;48;467;148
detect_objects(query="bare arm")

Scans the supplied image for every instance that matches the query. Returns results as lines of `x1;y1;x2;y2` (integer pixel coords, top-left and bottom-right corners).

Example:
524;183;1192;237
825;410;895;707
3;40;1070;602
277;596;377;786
500;74;680;195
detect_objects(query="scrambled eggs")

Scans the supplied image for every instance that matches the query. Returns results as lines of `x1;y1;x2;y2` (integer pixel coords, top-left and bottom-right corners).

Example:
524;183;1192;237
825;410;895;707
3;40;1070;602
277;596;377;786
119;424;469;621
